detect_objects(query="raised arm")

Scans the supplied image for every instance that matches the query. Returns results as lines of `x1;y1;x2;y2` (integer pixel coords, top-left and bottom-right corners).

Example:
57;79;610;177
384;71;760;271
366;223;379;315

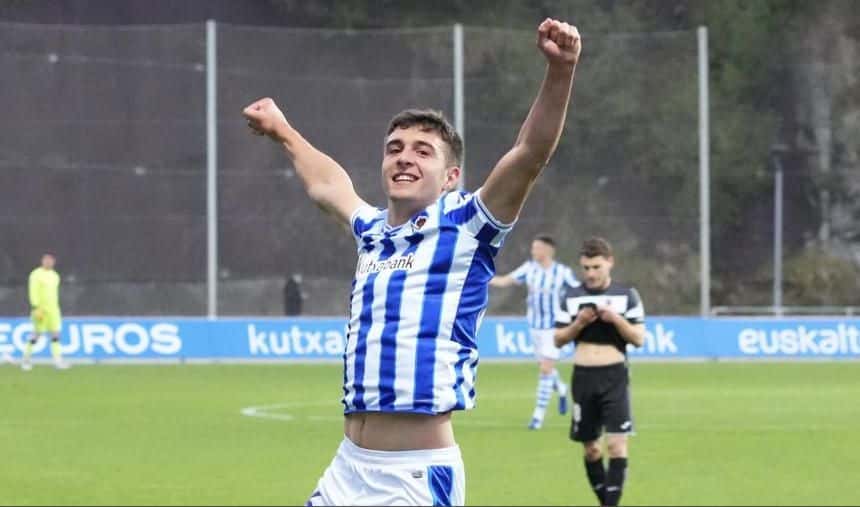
490;261;529;288
489;275;517;288
242;98;367;231
480;18;581;224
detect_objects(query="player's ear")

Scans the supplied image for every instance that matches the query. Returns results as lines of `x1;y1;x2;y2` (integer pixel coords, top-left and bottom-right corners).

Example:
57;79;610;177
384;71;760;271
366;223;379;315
443;166;461;192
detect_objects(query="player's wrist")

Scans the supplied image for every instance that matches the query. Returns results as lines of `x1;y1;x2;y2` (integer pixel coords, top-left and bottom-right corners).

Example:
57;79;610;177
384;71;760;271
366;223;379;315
273;120;296;143
546;60;576;76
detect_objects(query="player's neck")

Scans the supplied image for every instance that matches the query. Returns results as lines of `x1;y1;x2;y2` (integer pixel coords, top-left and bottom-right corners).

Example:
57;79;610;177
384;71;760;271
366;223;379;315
387;197;435;228
537;258;554;269
586;278;611;292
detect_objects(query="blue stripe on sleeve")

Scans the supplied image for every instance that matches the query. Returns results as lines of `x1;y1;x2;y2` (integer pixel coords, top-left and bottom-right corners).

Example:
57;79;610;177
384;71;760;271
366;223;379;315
443;198;478;225
474;223;498;245
352;209;383;237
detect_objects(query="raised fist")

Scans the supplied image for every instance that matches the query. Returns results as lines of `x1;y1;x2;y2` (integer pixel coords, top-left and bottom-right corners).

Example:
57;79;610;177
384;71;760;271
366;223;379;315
536;18;582;66
242;97;289;140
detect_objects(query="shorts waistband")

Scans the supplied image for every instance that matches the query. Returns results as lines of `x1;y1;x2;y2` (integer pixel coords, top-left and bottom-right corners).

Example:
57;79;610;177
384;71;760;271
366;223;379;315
339;436;461;467
573;362;627;373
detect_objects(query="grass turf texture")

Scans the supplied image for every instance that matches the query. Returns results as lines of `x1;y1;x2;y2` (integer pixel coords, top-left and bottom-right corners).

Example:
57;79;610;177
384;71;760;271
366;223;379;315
1;362;858;505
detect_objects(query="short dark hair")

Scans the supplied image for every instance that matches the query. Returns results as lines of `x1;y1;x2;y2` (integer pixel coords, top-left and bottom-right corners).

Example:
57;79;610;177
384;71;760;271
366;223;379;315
580;236;613;259
386;109;463;166
534;234;556;248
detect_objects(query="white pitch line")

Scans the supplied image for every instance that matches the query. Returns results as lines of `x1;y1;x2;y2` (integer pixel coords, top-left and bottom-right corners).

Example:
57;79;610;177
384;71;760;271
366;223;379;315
240;400;338;423
240;406;295;421
238;394;539;423
239;399;851;432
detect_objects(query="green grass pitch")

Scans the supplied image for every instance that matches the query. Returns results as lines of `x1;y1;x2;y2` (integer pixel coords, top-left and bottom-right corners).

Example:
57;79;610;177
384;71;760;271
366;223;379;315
2;361;858;505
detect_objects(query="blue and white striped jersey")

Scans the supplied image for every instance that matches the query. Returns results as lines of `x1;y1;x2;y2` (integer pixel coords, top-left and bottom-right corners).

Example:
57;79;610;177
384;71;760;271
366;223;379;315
343;190;514;415
508;260;579;330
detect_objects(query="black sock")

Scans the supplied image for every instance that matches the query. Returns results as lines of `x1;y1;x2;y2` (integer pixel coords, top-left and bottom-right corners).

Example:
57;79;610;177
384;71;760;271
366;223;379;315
584;457;606;505
604;457;628;506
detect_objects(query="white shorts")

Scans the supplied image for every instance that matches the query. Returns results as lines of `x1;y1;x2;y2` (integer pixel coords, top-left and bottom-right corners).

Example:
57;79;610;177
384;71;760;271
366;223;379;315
531;328;561;360
307;436;465;506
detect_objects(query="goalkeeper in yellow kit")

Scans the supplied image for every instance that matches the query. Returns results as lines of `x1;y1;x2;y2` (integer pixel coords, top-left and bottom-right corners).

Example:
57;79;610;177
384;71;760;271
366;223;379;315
22;253;69;370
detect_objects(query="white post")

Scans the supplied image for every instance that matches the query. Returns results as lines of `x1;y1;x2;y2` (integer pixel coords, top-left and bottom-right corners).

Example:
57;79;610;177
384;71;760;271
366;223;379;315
206;20;218;319
453;23;465;190
698;26;711;317
773;158;784;316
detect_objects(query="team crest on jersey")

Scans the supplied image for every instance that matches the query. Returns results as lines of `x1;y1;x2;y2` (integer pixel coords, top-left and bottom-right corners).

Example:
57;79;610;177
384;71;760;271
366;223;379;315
412;216;427;231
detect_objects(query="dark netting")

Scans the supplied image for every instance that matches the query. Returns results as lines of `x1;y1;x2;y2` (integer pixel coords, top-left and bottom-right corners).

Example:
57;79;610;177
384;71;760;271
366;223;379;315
0;23;703;316
4;22;852;317
215;25;704;316
0;22;207;315
463;28;701;316
216;25;455;315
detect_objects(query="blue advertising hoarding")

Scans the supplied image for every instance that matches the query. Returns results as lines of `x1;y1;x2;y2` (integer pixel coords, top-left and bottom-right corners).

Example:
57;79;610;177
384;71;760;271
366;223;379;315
1;316;859;361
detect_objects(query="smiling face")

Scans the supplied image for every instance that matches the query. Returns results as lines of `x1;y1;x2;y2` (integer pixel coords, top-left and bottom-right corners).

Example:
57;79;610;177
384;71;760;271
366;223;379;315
382;125;460;222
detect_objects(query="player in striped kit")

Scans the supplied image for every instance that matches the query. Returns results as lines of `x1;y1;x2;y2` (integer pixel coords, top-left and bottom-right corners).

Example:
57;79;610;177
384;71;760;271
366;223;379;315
490;235;579;430
243;17;581;506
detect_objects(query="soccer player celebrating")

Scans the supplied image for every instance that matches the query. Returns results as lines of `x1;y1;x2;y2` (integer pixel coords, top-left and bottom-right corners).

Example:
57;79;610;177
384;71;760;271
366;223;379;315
22;253;69;371
490;235;579;430
554;237;645;507
243;18;581;506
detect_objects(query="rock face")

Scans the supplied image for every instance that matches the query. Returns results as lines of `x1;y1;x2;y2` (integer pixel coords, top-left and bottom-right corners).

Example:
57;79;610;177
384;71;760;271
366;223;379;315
792;5;860;264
